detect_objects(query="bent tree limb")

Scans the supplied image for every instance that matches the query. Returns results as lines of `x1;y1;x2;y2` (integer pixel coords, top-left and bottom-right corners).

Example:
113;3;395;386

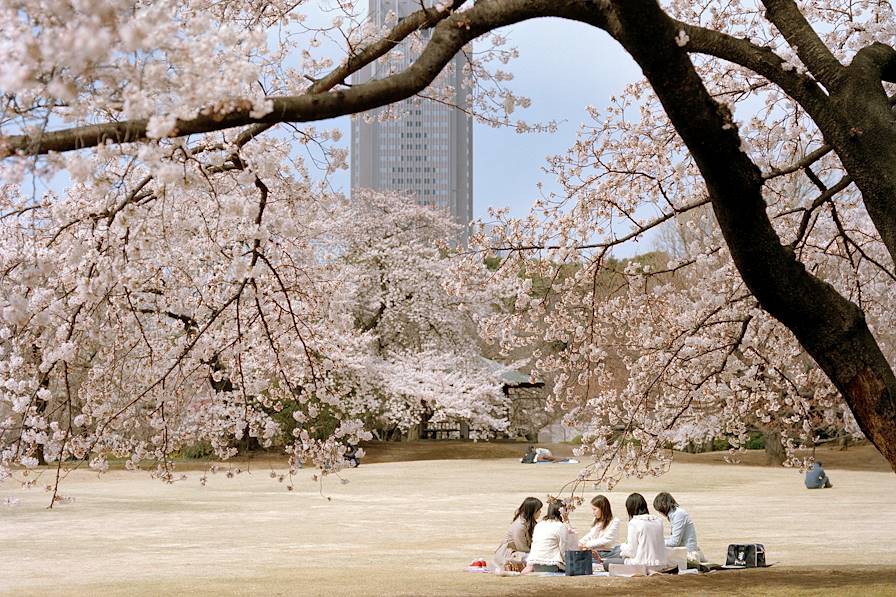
599;0;896;471
0;0;576;157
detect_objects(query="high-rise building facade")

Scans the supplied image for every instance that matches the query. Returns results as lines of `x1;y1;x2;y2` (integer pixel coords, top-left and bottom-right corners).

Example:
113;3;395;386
351;0;473;240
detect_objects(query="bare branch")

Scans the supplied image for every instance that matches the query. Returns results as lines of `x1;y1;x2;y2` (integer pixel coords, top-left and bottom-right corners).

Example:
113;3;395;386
764;144;833;180
487;196;710;253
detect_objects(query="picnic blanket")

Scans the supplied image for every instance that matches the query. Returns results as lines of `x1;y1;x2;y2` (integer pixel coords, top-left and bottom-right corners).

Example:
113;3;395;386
533;458;579;464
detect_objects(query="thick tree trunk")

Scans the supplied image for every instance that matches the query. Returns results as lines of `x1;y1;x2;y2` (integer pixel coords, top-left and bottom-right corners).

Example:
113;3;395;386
812;45;896;267
602;0;896;472
765;431;785;466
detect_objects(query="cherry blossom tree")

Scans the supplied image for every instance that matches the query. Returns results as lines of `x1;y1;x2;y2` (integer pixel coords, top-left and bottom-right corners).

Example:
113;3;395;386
3;0;896;495
0;159;508;503
322;190;513;440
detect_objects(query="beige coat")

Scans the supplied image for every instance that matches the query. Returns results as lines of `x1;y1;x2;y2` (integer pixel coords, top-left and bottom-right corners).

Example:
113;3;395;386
494;517;531;566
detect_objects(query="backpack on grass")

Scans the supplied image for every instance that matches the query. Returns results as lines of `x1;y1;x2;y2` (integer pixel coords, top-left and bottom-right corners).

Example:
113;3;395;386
564;550;593;576
725;543;766;568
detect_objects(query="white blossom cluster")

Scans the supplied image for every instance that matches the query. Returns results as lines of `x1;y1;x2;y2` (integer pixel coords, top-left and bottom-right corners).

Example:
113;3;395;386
0;145;509;492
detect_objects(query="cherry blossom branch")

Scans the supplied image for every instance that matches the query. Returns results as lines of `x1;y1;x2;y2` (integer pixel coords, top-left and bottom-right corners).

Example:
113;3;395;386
674;19;834;118
48;363;73;509
606;0;896;467
789;173;854;249
485;196;710;253
0;0;472;157
665;313;754;431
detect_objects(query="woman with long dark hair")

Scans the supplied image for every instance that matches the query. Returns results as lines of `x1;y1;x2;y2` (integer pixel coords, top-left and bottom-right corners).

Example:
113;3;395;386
653;492;705;563
579;494;621;559
494;497;543;570
601;493;671;572
522;500;577;574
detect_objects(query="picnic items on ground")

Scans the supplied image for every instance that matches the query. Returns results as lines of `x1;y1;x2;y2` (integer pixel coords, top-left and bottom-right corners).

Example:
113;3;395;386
724;543;766;568
564;550;593;576
668;546;689;572
465;558;490;573
608;563;650;577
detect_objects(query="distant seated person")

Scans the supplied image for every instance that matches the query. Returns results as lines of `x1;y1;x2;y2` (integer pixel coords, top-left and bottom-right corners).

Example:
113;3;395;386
805;461;832;489
521;446;537;463
344;444;362;468
521;446;558;463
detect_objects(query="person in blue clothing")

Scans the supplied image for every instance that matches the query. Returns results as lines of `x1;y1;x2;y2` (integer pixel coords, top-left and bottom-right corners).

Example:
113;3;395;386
653;492;705;563
804;461;833;489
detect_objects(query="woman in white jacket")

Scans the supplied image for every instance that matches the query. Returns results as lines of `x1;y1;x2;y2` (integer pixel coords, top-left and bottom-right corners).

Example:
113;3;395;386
522;500;578;573
579;494;621;559
601;493;671;572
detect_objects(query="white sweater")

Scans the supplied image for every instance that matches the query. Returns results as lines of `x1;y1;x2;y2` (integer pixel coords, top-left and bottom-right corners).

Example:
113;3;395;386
619;515;670;567
579;517;621;550
527;520;576;566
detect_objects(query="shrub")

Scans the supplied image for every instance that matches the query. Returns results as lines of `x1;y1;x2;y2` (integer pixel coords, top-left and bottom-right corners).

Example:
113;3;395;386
178;442;214;459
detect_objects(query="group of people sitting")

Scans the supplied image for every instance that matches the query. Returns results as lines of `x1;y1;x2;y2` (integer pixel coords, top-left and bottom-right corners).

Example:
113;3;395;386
494;492;703;574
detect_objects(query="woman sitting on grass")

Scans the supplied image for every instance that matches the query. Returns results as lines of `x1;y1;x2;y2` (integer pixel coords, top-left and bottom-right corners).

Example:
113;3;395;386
494;497;542;571
521;500;577;574
601;493;671;572
579;494;621;560
653;492;705;563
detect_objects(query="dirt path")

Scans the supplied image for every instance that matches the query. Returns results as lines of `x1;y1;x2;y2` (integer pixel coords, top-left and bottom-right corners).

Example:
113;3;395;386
2;455;895;596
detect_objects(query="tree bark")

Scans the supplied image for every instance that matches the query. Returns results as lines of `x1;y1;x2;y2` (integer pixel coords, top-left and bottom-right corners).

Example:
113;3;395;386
765;431;786;466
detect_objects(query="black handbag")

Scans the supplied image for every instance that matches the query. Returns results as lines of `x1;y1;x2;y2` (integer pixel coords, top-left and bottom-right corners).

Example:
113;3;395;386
725;543;766;568
565;549;593;576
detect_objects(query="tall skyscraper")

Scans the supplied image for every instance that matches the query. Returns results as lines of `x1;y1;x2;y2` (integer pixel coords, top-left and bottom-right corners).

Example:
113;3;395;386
351;0;473;241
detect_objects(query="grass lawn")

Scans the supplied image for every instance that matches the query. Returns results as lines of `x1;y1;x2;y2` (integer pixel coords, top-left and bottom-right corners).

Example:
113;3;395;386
2;444;894;596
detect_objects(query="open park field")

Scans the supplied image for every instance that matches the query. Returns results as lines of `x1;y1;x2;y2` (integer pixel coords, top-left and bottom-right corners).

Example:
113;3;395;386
2;444;896;596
